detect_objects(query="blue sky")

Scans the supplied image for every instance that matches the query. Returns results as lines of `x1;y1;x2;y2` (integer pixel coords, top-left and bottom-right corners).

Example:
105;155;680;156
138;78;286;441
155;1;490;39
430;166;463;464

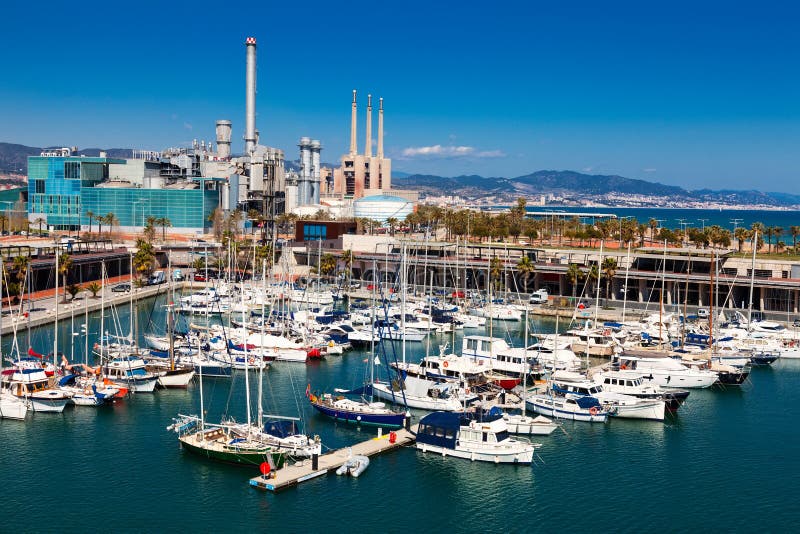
1;0;798;192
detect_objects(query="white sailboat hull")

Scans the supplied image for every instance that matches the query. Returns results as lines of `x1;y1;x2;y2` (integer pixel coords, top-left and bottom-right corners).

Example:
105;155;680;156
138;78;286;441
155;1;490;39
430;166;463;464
371;383;464;412
526;395;608;423
0;394;28;419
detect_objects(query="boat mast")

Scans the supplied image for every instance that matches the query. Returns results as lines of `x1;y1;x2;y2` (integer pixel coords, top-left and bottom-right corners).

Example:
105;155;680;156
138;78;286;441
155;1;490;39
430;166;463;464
401;242;407;365
100;261;106;364
258;259;265;426
522;307;528;417
593;239;603;329
659;240;666;348
198;331;205;437
54;246;59;367
709;249;715;353
621;241;631;323
242;269;252;434
747;229;757;330
168;302;175;371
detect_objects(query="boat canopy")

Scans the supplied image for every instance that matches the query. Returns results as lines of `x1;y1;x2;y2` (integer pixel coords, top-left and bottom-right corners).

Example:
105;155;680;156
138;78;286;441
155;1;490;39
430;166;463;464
417;411;459;449
263;420;299;438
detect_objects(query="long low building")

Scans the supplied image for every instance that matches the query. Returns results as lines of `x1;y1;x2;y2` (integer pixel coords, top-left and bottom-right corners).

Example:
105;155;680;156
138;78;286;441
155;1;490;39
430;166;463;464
292;241;800;317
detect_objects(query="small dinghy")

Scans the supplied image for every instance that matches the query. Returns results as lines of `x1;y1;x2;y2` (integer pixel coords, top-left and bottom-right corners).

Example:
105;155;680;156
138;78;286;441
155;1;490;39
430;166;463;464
336;450;370;478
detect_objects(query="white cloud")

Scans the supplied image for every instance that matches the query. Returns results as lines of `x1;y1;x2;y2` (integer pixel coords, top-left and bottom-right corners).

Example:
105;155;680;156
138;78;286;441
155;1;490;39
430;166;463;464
582;166;594;172
643;168;657;173
400;144;504;159
183;122;193;130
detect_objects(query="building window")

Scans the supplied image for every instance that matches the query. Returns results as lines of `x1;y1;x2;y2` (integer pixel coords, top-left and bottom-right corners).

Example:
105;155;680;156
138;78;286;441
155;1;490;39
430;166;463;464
303;223;327;241
35;180;45;194
65;162;80;179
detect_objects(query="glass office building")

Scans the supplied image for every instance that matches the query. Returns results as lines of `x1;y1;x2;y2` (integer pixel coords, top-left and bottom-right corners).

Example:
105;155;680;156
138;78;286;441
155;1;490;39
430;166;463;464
80;186;219;230
28;155;121;229
28;155;220;232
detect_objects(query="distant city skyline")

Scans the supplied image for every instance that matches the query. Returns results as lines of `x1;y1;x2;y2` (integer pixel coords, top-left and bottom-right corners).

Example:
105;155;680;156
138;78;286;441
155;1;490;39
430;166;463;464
1;0;798;192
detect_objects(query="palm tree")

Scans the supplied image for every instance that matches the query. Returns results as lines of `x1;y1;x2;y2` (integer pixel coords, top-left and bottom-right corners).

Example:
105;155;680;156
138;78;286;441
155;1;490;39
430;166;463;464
772;226;784;254
66;284;81;301
319;253;337;278
791;226;800;253
601;257;617;304
648;218;659;244
386;217;399;237
105;213;119;236
85;282;102;298
734;227;749;254
156;217;172;241
489;257;504;292
85;210;95;234
516;255;535;292
0;214;8;235
341;249;355;282
566;263;584;299
58;252;73;303
587;264;599;295
34;217;46;236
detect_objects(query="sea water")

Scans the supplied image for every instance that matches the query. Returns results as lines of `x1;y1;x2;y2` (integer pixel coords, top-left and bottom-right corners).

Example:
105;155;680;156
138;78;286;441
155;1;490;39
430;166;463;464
1;294;799;532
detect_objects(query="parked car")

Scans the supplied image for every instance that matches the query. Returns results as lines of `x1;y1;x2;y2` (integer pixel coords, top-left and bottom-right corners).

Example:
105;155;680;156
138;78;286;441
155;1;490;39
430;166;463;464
172;269;184;282
194;272;207;282
148;271;166;285
697;308;709;318
111;283;131;293
529;289;549;304
793;318;800;328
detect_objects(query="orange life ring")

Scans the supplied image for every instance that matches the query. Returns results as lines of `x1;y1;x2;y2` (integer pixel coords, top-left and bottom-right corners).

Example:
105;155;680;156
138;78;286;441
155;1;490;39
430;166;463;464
620;364;627;370
443;361;449;368
589;406;599;416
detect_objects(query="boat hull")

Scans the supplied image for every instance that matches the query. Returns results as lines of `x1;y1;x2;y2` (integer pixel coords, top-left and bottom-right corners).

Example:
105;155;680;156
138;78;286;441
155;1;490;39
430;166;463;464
156;368;196;388
0;396;28;419
178;433;286;468
415;442;533;464
310;400;406;428
526;396;608;423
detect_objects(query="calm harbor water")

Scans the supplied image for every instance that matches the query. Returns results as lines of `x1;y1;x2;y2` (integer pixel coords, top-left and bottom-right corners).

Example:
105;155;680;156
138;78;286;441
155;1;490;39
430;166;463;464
2;293;799;532
527;207;800;240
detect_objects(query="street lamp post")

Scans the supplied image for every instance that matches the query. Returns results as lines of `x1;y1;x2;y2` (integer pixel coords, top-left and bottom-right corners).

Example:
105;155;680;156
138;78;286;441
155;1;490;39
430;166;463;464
698;218;708;232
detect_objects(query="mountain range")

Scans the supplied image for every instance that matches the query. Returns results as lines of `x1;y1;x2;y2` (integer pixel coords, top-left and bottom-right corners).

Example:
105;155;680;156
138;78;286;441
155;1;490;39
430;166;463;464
392;170;800;207
2;142;798;207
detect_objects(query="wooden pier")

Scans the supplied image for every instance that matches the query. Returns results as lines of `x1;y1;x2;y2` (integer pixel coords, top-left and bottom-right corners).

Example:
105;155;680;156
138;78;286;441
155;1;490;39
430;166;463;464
249;428;416;492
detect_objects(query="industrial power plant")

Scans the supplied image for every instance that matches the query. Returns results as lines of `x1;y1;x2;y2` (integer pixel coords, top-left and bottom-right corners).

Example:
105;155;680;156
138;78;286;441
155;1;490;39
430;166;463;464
25;36;418;237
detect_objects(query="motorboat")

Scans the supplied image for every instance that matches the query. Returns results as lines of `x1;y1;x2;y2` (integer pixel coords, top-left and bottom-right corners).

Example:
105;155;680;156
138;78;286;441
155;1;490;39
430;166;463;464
102;357;160;393
501;413;558;435
1;367;72;413
551;371;665;421
617;355;719;388
592;369;689;412
371;375;474;412
526;391;609;423
416;410;535;464
0;389;29;419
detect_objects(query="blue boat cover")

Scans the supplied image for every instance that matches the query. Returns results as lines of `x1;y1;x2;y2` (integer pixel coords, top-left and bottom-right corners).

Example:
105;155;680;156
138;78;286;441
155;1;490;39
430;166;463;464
417;411;460;449
263;420;299;438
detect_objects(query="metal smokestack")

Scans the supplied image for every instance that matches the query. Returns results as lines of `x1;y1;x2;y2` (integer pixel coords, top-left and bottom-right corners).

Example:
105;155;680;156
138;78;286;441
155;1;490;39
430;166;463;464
244;37;257;154
298;137;312;205
310;139;322;205
364;94;372;157
377;97;384;159
349;90;357;156
215;120;232;159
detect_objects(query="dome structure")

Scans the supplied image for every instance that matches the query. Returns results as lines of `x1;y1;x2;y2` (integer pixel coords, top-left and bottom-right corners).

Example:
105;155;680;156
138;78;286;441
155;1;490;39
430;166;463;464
353;195;414;224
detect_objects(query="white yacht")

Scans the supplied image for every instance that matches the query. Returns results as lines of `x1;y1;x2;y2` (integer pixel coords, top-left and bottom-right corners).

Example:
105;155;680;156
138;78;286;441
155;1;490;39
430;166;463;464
552;371;665;421
617;355;718;388
416;411;535;464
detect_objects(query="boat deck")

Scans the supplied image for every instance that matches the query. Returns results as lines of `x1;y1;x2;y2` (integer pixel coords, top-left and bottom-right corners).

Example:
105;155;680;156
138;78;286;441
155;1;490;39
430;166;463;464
249;428;416;492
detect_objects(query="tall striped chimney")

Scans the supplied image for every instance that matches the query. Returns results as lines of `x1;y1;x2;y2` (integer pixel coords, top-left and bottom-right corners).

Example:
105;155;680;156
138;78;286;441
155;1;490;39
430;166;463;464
244;37;257;154
377;97;384;159
349;90;357;156
364;94;372;157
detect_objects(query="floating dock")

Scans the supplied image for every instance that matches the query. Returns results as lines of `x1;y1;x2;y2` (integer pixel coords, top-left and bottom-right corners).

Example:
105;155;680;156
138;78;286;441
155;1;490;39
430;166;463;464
249;429;416;492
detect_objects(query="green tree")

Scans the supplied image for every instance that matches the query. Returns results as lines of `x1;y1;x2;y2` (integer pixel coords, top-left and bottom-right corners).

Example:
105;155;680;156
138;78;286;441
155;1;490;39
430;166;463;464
489;257;504;292
734;227;749;254
85;211;95;234
66;284;81;300
34;217;47;236
85;282;102;298
58;252;73;303
601;257;617;303
516;255;535;292
319;253;337;277
132;238;156;281
790;226;800;253
566;263;584;299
